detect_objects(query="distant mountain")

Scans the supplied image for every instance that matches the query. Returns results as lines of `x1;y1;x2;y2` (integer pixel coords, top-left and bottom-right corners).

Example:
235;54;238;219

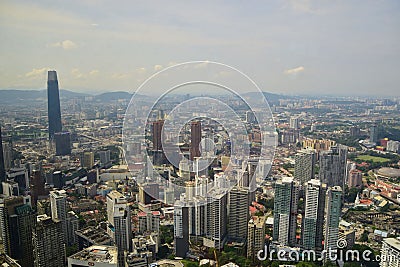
0;89;88;104
93;91;132;102
243;91;292;105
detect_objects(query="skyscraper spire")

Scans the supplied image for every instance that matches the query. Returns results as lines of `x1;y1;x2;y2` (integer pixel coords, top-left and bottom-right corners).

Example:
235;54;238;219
47;70;62;140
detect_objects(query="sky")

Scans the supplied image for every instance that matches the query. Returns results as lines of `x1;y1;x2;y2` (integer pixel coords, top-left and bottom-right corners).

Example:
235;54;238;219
0;0;399;96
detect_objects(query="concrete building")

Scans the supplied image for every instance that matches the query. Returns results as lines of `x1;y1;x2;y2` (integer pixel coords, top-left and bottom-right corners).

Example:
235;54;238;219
137;211;160;234
174;199;189;258
324;186;342;252
302;179;326;251
289;116;300;130
294;149;315;185
50;189;68;245
204;189;228;249
387;140;400;153
0;196;36;266
348;169;363;188
54;132;71;156
68;245;118;267
82;151;95;169
190;121;201;160
33;215;66;267
380;238;400;267
106;191;132;267
228;186;249;242
273;177;299;247
319;146;347;188
247;216;266;261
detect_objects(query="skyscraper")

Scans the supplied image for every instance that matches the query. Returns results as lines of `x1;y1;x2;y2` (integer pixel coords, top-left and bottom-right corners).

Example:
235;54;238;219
294;149;315;185
370;125;379;143
0;126;5;186
50;190;68;245
174;199;189;258
47;70;62;140
0;196;37;266
247;216;266;261
204;189;228;249
324;186;342;252
319;146;347;188
190;121;201;160
152;120;164;151
106;191;132;267
273;177;299;246
302;179;326;251
228;186;249;242
54;132;71;156
33;214;66;267
290;116;300;130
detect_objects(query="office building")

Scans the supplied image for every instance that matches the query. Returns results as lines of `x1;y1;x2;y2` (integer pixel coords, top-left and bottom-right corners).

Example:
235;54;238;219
294;149;315;185
33;215;66;267
228;186;249;242
47;70;62;140
302;179;326;250
246;110;256;124
380;238;400;267
50;190;68;245
324;186;342;252
370;125;379;143
106;191;132;267
152;120;164;151
82;151;94;169
30;169;47;206
54;132;71;156
349;126;360;137
67;211;80;246
273;177;299;246
99;150;111;167
75;226;112;250
138;183;159;205
67;245;118;267
247;216;266;261
174;199;189;258
319;146;347;188
190;121;201;160
0;196;36;266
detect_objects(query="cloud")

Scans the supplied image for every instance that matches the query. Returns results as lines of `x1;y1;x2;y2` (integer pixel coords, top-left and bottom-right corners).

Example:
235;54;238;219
49;40;78;50
284;66;305;75
89;70;99;76
71;69;99;79
25;67;49;79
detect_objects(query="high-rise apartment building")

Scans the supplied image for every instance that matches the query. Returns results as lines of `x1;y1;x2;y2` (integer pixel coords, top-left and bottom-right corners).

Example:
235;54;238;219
33;214;66;267
302;179;326;250
294;149;315;185
174;199;189;258
348;169;363;188
50;190;68;245
204;189;228;249
47;70;62;140
0;196;36;266
273;177;299;246
290;116;300;130
247;216;266;261
190;121;201;160
106;191;132;267
324;186;342;252
137;211;160;234
228;186;249;242
380;238;400;267
319;146;347;188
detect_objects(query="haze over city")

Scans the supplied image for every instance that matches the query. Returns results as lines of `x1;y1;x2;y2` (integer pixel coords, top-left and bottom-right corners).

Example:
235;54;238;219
1;0;400;96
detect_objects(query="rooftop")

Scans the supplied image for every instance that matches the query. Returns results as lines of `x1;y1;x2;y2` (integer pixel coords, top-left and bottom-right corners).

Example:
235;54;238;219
383;238;400;250
69;245;117;264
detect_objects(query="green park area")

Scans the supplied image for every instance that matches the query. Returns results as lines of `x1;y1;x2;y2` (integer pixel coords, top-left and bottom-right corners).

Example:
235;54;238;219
356;155;391;163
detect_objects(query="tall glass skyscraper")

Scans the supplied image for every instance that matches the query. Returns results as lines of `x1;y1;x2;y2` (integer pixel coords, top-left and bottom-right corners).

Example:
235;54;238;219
47;70;62;140
0;126;5;183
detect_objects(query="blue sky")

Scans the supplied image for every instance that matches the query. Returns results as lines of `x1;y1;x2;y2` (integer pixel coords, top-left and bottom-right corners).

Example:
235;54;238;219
0;0;399;96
